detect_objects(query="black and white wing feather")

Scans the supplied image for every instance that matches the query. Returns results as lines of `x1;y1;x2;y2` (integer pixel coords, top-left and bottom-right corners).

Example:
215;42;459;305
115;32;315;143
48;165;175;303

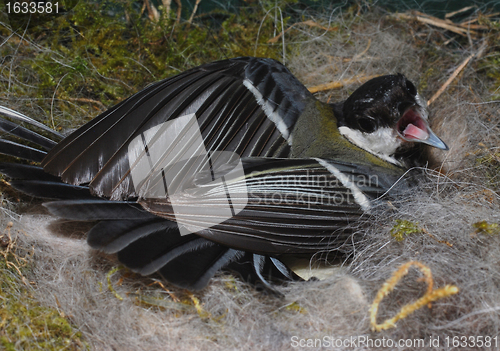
0;58;406;290
0;107;303;290
40;57;316;200
138;157;403;255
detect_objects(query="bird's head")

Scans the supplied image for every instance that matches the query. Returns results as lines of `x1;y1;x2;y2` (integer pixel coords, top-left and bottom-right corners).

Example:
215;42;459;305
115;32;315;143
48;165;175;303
334;74;448;165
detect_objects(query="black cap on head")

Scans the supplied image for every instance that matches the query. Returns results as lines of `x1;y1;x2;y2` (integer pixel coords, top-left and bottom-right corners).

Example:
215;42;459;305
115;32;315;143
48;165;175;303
339;74;419;132
335;74;448;152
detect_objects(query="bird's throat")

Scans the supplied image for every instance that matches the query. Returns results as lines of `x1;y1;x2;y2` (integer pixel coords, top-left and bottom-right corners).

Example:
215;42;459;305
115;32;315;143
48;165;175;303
291;101;404;173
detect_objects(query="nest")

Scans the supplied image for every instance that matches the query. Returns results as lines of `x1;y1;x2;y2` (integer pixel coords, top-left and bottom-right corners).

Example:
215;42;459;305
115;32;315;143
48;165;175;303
0;2;499;350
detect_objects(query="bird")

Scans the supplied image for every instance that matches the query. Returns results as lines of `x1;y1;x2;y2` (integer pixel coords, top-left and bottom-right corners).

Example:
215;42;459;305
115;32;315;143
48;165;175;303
0;57;448;291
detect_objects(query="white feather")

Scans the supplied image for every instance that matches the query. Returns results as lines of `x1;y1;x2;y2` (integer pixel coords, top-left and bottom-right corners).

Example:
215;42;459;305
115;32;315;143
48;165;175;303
243;79;293;144
338;126;402;165
314;158;371;211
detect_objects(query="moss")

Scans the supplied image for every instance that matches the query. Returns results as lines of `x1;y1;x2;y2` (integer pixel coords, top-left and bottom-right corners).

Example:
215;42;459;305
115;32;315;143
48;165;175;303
0;3;499;348
390;219;424;242
475;148;500;189
418;67;437;92
475;14;500;100
0;0;292;130
284;301;307;314
473;221;500;235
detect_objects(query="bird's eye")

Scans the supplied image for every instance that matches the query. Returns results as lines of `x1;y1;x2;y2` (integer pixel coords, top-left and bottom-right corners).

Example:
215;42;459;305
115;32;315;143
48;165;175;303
357;116;377;133
405;80;417;96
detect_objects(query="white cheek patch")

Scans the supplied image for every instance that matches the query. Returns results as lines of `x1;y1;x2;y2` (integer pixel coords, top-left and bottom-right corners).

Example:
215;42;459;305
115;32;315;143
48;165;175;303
243;79;292;145
338;126;402;165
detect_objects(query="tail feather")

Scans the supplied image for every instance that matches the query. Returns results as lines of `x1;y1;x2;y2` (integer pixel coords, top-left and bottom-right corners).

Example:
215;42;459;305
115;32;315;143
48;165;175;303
0;163;60;182
113;223;300;291
157;245;243;290
9;180;94;199
43;200;157;221
0;117;57;150
90;218;302;290
0;139;47;162
94;218;241;289
87;219;171;253
0;106;63;140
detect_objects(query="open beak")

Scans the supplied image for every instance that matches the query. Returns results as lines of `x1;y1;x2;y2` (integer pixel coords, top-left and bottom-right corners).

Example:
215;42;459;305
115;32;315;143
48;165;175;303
396;107;448;150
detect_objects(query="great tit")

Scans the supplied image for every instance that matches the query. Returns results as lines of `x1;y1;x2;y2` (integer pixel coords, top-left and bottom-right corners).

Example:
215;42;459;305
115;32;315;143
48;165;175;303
0;57;447;290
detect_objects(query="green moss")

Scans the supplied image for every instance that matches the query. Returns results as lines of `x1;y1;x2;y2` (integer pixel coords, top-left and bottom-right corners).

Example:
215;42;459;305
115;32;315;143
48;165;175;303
473;221;500;235
474;16;500;100
390;219;424;241
284;301;307;314
418;67;437;92
0;0;292;130
475;149;500;189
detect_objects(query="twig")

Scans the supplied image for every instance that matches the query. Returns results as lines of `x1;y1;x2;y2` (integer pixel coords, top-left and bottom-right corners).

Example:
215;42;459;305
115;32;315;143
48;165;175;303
395;12;479;38
423;9;491;31
476;40;488;59
267;20;338;44
460;12;499;26
308;75;380;94
350;39;371;61
162;0;172;17
457;23;489;30
370;261;459;332
1;222;30;286
150;280;180;301
188;0;201;25
174;0;182;24
424;228;453;247
139;1;146;16
445;6;475;19
443;36;457;45
144;0;160;22
427;53;475;106
68;97;107;111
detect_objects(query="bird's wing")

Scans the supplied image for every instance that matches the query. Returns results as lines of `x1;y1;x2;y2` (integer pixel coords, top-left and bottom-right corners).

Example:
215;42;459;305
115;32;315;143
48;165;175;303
40;57;316;200
41;199;300;291
0;158;298;291
0;106;63;141
0;105;310;290
87;219;300;291
137;157;403;255
0;107;61;161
